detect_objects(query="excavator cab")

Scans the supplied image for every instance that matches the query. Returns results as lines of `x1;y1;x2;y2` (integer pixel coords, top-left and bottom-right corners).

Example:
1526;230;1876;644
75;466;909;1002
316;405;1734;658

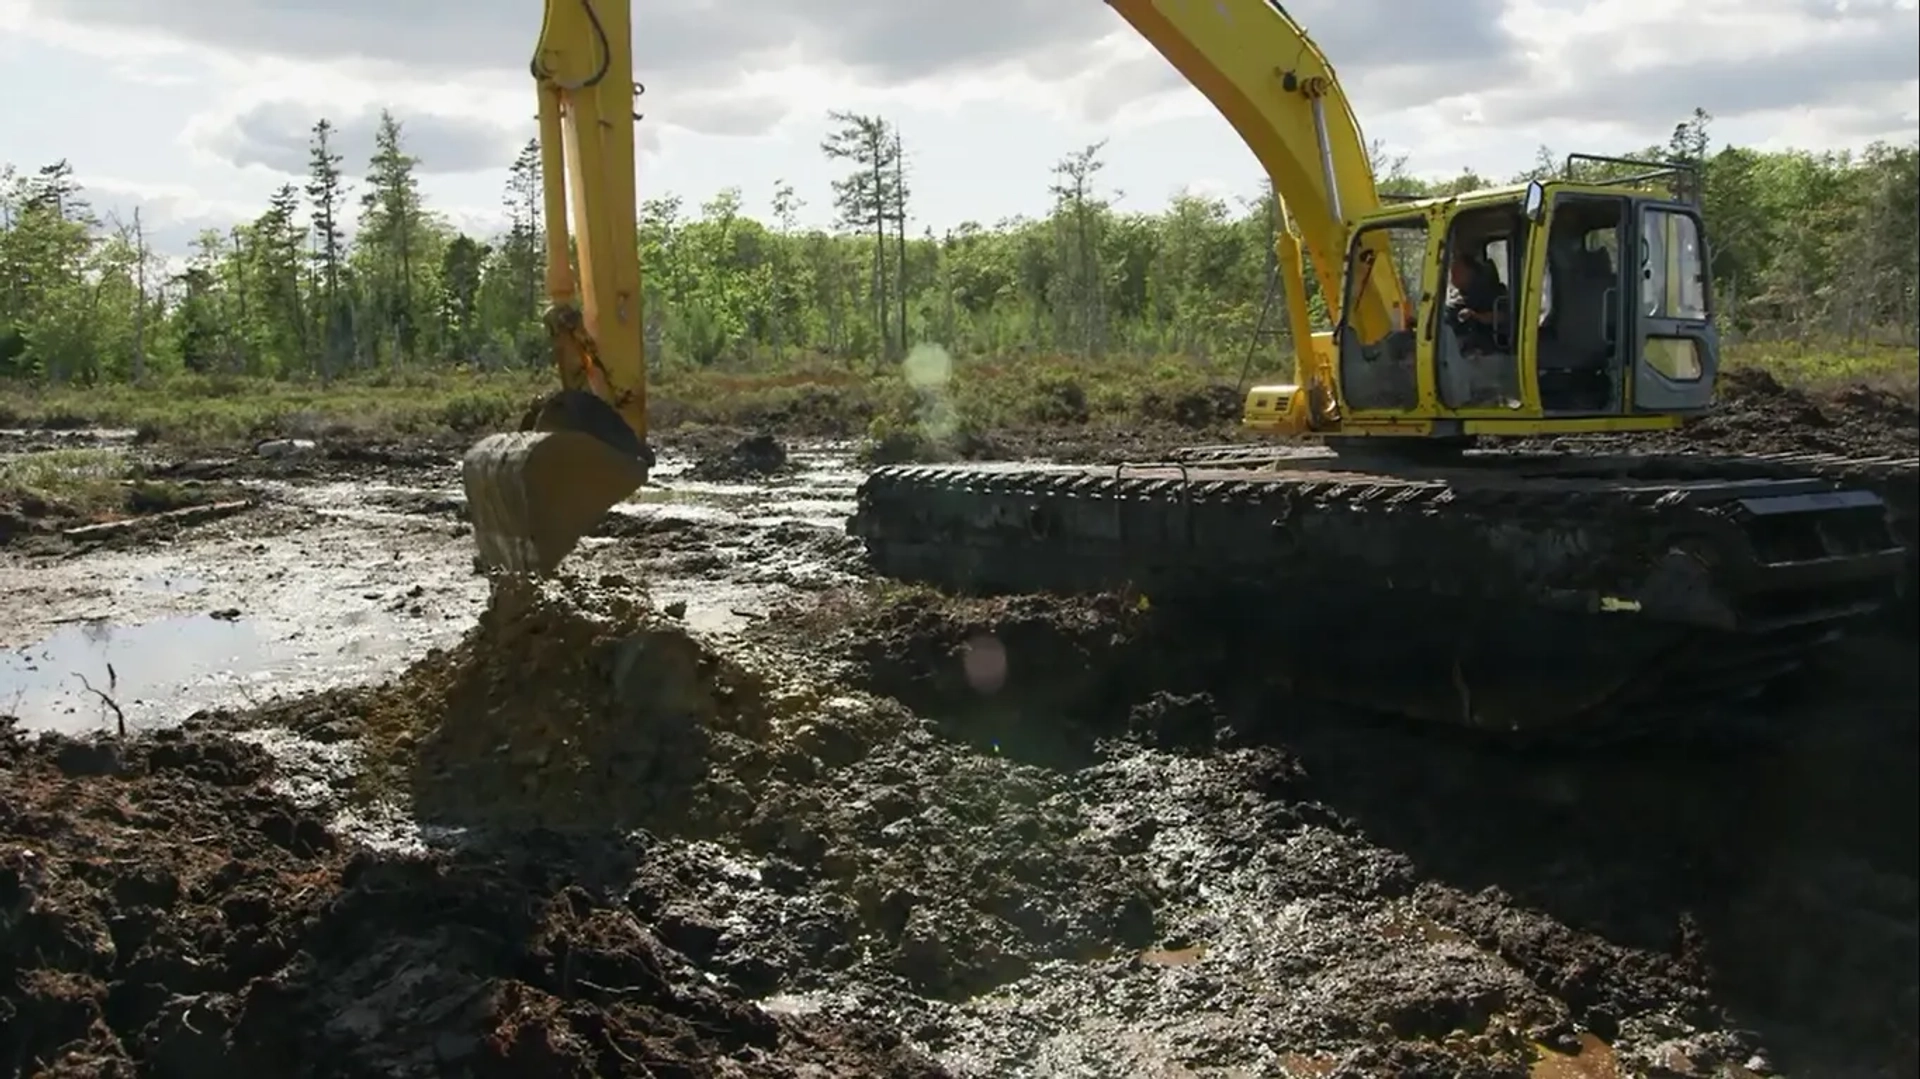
1519;173;1720;421
1247;158;1719;443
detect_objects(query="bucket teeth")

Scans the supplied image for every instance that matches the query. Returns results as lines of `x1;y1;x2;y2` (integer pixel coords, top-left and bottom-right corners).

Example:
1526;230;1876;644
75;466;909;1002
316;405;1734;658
461;429;650;576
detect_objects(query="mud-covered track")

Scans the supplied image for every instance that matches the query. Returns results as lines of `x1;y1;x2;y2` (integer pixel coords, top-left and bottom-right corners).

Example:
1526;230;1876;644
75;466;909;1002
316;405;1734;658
849;453;1908;738
1176;443;1920;631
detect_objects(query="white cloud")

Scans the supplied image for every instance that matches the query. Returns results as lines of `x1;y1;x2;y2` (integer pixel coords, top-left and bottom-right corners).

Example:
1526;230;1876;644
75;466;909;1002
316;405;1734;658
198;103;527;177
68;176;260;256
0;0;1910;255
1478;0;1918;134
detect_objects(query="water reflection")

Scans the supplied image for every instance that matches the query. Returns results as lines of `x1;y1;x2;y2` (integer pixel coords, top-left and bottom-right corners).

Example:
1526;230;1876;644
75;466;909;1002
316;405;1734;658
0;614;266;733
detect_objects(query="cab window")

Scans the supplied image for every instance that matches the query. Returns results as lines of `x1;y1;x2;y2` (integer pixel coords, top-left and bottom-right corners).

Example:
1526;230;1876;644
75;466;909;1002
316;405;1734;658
1640;209;1708;319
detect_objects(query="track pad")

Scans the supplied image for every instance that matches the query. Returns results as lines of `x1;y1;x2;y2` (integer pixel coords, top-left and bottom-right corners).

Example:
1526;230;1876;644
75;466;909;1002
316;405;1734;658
462;430;650;576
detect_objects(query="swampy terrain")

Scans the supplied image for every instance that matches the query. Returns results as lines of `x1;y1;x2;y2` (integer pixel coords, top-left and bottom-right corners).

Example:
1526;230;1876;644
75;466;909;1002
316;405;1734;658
0;369;1915;1078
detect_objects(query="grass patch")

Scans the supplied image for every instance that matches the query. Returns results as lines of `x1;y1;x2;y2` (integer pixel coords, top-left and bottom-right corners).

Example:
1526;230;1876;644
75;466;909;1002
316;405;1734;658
0;448;137;519
1721;341;1917;395
0;369;550;447
0;352;1239;450
0;446;239;539
0;340;1909;451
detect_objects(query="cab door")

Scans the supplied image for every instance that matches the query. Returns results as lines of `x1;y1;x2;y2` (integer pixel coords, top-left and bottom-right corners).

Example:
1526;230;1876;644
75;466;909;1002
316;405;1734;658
1630;201;1719;412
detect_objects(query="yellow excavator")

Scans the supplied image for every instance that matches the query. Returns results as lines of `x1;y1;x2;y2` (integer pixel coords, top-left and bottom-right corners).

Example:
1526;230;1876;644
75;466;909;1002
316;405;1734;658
464;0;1910;737
462;0;1716;569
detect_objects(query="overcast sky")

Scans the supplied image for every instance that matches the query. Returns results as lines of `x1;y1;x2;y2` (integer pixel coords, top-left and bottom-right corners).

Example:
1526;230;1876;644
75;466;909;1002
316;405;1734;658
1;0;1914;255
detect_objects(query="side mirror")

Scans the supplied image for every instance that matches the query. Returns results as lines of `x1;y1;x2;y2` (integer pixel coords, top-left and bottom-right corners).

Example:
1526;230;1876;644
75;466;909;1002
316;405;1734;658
1523;180;1546;224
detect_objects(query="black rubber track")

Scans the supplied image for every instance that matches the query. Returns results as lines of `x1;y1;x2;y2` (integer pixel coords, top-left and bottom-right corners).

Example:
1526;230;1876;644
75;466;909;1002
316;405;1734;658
1169;444;1919;633
848;447;1912;741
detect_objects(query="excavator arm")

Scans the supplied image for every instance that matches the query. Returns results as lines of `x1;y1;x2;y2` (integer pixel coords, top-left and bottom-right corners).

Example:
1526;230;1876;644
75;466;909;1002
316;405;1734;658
462;0;657;576
1106;0;1409;343
531;0;648;426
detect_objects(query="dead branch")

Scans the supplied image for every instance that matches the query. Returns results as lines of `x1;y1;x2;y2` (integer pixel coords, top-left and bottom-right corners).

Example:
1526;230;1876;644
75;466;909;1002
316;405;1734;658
73;668;127;738
61;499;253;542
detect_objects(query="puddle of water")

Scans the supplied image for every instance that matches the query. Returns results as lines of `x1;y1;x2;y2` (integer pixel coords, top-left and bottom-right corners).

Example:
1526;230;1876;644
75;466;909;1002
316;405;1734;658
601;502;741;528
647;580;788;636
648;451;862;499
631;486;750;507
1277;1052;1338;1078
1140;944;1209;967
756;499;858;530
1530;1033;1620;1079
0;427;139;441
0;614;268;731
0;604;438;735
135;573;208;596
755;993;825;1017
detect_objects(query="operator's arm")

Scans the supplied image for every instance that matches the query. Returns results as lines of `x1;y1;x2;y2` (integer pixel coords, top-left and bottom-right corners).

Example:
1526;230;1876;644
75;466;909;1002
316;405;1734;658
1453;275;1503;324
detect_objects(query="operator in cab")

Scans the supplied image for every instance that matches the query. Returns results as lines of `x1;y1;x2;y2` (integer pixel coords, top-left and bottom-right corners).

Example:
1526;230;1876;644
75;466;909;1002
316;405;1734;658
1446;250;1507;354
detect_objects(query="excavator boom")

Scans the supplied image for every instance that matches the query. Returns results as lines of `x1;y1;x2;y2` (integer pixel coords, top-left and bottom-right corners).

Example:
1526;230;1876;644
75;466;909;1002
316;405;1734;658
461;0;655;576
1105;0;1403;338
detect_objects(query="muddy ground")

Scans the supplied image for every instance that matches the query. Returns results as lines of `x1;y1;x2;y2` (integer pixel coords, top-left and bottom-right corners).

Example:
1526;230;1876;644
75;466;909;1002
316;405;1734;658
0;373;1915;1078
1501;367;1917;460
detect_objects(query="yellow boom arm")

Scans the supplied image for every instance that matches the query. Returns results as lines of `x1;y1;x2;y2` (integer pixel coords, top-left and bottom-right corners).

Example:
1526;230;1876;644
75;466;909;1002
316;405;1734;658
533;0;648;435
1106;0;1409;346
458;0;656;577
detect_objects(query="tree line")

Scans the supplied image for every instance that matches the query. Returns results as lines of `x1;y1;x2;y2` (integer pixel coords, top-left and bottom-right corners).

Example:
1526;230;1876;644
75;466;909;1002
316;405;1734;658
1;107;1913;385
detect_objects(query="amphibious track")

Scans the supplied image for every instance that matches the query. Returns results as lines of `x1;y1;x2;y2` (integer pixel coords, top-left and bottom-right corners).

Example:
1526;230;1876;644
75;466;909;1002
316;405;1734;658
849;447;1913;737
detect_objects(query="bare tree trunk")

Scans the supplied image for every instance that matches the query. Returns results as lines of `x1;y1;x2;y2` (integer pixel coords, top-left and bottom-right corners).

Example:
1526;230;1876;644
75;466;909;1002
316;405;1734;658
131;208;148;384
870;152;888;363
894;134;908;357
229;229;248;374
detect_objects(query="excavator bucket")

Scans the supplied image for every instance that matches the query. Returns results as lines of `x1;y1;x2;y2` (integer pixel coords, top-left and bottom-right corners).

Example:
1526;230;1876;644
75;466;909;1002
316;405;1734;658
460;389;654;576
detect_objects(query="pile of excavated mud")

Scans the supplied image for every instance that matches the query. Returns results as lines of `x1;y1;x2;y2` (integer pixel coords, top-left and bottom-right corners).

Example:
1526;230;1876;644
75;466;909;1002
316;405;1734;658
275;580;1174;1007
1572;368;1917;459
342;574;776;835
1691;367;1916;457
681;433;793;483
